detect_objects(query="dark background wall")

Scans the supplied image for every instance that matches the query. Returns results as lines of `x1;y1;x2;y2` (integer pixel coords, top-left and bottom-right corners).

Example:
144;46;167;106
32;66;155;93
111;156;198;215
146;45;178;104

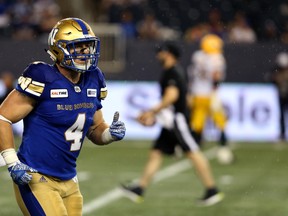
1;39;287;83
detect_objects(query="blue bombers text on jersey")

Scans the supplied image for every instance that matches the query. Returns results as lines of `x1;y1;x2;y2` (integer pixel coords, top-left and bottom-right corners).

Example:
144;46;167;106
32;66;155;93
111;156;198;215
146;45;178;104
16;61;107;180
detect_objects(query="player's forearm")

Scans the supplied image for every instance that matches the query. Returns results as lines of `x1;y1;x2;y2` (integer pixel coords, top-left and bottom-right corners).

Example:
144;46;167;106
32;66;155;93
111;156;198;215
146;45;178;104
154;86;178;113
212;71;223;89
87;122;110;145
0;119;15;152
152;92;178;113
0;119;19;167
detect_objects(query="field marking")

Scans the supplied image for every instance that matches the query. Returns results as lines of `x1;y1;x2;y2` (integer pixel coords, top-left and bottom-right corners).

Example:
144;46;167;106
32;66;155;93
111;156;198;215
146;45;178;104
83;146;218;215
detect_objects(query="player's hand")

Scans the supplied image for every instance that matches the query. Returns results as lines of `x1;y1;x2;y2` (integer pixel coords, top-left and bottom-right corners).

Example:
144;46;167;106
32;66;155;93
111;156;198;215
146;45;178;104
109;111;126;140
8;161;37;185
137;111;156;126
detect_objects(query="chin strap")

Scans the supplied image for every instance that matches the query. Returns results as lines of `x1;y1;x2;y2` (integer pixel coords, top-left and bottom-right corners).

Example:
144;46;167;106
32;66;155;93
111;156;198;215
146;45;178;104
45;49;57;62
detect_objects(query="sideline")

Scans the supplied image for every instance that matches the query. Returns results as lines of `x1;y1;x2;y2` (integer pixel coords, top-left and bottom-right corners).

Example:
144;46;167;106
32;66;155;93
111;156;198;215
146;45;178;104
83;146;218;215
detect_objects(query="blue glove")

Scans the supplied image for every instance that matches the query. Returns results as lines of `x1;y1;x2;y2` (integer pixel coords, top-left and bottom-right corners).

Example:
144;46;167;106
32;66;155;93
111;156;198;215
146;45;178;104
8;161;37;185
109;111;126;140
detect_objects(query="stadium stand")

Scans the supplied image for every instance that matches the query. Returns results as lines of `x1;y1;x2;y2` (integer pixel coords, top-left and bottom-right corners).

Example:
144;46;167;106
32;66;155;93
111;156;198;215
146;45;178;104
0;0;287;43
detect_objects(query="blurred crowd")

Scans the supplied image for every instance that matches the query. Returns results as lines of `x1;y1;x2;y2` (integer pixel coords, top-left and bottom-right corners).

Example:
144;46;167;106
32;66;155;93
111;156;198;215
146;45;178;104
100;0;288;43
0;0;288;43
0;0;61;40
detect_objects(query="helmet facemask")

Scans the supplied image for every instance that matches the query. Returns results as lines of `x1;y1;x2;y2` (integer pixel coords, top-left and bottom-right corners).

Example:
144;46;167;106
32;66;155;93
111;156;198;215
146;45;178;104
58;38;100;73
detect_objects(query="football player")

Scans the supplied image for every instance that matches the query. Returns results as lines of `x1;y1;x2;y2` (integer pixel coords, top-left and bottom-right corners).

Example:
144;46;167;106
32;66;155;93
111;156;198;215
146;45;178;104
187;34;234;164
0;18;126;215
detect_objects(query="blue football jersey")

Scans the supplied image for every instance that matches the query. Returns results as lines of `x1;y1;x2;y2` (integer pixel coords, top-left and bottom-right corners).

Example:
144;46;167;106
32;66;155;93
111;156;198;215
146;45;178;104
16;61;107;180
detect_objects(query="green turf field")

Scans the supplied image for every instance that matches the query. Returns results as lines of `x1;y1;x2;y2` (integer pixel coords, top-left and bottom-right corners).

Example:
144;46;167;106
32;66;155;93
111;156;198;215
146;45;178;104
0;139;287;216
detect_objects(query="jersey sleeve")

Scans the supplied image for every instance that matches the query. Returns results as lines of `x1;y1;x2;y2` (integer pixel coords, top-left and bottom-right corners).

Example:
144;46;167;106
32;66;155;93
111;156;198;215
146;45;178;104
16;62;48;100
96;68;108;100
166;69;180;87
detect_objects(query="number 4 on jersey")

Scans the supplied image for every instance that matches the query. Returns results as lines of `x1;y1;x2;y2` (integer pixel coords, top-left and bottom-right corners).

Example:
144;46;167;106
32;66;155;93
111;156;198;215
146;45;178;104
65;113;86;151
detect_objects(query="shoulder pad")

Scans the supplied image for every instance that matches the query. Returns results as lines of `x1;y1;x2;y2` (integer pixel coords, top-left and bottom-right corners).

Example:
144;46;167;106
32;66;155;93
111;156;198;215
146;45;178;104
22;61;56;83
17;62;54;98
192;51;205;62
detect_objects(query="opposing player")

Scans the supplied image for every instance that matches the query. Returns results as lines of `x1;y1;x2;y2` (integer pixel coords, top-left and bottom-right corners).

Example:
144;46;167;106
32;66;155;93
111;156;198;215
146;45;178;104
0;18;126;215
187;34;233;164
122;42;224;206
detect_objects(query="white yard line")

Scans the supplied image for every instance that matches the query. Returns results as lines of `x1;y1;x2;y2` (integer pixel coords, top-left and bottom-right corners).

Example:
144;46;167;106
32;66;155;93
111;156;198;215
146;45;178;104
83;146;218;215
83;188;124;213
